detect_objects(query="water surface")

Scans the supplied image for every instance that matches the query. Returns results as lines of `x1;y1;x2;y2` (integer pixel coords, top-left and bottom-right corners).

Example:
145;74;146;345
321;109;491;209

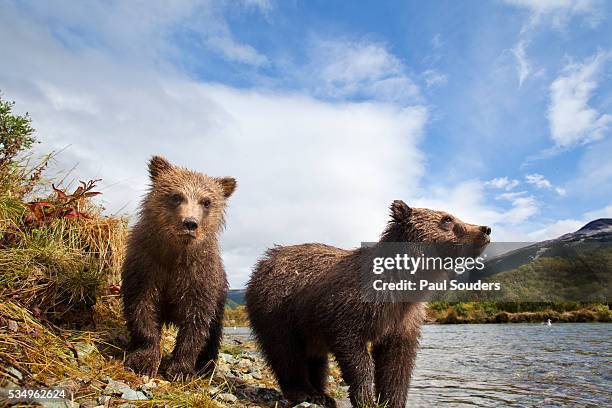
409;323;611;407
226;324;612;407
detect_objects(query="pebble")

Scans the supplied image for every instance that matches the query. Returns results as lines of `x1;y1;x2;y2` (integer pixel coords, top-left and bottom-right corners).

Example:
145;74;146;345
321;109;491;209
39;400;79;408
219;353;237;364
58;379;80;394
103;379;132;396
7;320;18;332
121;389;149;401
6;367;23;381
218;392;238;403
75;343;96;359
78;399;98;408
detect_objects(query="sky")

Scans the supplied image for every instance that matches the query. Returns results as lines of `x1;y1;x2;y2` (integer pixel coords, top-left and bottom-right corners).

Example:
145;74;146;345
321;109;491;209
1;0;611;288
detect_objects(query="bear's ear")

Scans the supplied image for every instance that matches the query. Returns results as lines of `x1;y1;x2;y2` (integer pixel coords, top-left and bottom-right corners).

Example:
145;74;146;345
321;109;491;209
148;155;172;181
216;177;237;198
390;200;412;222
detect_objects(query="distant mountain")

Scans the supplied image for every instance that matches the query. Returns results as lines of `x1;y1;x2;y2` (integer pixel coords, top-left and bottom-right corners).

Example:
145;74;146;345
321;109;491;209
460;219;612;302
227;289;246;306
472;218;612;280
559;218;612;240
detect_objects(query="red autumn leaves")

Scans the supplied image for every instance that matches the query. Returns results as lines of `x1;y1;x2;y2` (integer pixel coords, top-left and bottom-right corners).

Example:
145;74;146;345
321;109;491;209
24;179;102;227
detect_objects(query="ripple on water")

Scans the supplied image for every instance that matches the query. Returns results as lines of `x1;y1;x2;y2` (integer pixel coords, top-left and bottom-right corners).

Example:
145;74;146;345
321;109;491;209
407;323;612;407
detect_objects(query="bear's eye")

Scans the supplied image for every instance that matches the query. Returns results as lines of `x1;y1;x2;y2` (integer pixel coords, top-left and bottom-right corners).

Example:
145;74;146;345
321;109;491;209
170;193;183;204
200;198;211;208
442;216;453;225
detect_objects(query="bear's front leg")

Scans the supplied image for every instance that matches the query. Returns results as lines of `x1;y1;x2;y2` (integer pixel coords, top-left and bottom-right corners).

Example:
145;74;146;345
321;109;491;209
123;285;162;377
331;338;375;407
372;332;420;408
167;308;211;381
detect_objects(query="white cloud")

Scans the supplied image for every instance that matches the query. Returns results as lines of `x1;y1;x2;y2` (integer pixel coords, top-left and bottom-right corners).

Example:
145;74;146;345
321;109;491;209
584;204;612;219
527;218;584;241
548;51;612;147
0;5;428;287
485;177;520;190
527;202;612;240
12;0;269;66
511;40;532;86
496;191;527;201
525;173;552;189
422;69;448;88
504;0;604;30
307;38;420;103
206;35;268;66
525;173;566;195
431;34;443;49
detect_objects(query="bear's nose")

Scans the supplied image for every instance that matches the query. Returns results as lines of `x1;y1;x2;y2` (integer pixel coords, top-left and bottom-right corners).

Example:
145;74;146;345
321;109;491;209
183;218;199;231
480;225;491;236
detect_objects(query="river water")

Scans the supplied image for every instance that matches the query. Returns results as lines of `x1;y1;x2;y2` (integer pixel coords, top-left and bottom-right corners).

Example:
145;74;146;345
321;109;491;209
225;323;611;407
408;323;611;407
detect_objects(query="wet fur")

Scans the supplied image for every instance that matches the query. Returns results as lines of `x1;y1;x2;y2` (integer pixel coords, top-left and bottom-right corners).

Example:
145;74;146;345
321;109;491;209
246;200;490;407
121;156;236;380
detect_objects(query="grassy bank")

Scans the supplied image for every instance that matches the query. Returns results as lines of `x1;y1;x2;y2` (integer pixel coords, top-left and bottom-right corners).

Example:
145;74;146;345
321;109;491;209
426;301;612;324
0;95;347;407
222;302;612;326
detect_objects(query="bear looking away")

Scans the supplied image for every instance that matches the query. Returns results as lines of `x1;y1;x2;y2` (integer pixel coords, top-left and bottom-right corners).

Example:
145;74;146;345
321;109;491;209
245;200;491;407
122;156;236;380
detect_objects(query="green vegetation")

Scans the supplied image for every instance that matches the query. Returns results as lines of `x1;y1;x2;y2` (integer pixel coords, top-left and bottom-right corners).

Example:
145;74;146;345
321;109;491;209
224;305;249;327
426;301;612;324
0;94;228;406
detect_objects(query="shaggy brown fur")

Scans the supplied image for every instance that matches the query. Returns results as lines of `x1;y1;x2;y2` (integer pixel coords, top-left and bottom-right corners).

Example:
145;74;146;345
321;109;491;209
246;200;490;407
121;156;236;380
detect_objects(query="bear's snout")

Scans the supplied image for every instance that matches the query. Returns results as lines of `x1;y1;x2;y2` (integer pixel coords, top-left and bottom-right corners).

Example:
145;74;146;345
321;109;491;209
480;225;491;236
183;217;199;231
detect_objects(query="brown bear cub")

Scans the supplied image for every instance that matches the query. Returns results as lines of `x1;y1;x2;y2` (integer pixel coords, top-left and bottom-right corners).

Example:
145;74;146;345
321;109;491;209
122;156;236;380
246;200;490;407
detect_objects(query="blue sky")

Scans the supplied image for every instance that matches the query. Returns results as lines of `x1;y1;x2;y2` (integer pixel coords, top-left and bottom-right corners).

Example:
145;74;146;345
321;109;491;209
1;0;611;287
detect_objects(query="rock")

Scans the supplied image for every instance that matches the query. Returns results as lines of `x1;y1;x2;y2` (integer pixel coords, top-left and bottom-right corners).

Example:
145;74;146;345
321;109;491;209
78;400;98;408
219;353;237;364
0;380;18;388
58;379;80;395
241;373;253;380
240;351;257;361
103;379;132;396
335;398;352;408
218;393;238;403
6;367;23;381
251;369;263;380
140;379;156;390
207;386;220;396
256;387;282;401
216;364;233;376
116;404;137;408
292;402;324;408
140;388;154;399
75;343;96;359
121;389;149;401
97;395;111;406
238;358;253;371
39;400;79;408
7;320;18;332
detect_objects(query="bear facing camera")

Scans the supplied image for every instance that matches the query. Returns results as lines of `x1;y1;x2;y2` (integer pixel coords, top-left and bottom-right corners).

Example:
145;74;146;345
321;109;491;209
121;156;236;380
